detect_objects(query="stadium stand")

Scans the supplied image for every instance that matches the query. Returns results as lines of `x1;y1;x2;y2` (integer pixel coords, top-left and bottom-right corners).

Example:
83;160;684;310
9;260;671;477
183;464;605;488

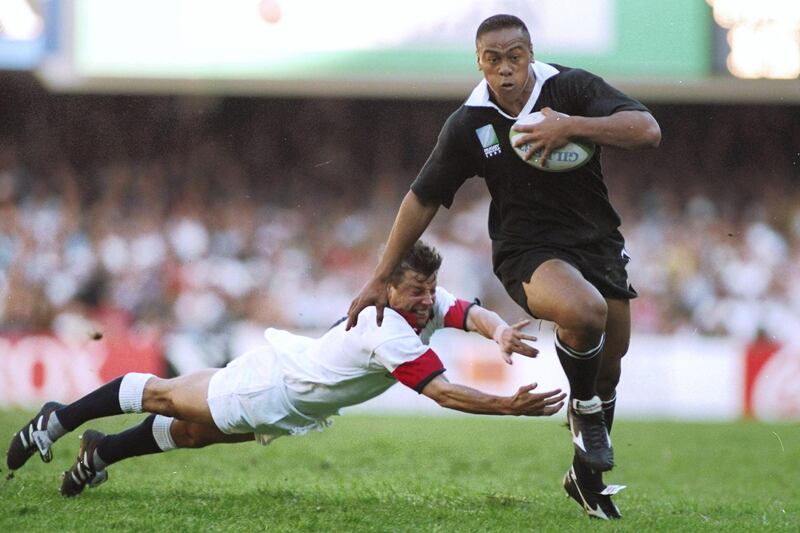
1;73;799;369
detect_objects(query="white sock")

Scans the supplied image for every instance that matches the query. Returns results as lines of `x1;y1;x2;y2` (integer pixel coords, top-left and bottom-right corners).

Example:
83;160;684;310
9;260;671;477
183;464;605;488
46;412;67;442
119;372;155;413
571;395;602;414
152;415;177;452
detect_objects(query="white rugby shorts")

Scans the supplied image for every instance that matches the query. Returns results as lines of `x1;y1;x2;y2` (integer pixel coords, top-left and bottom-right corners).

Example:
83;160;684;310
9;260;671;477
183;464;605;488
207;345;329;445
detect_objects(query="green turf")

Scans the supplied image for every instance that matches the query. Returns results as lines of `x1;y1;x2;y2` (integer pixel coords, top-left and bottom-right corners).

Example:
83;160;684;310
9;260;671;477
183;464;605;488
1;411;798;531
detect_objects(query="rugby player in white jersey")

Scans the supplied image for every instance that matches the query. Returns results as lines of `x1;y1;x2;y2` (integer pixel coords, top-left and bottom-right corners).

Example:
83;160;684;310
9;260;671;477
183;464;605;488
7;240;565;497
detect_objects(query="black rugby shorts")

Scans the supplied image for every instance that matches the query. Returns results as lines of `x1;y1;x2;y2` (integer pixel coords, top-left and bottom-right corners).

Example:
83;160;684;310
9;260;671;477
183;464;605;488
495;231;637;317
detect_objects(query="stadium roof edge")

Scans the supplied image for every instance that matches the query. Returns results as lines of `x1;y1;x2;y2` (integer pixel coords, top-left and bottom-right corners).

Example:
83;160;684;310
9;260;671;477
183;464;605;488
34;71;800;104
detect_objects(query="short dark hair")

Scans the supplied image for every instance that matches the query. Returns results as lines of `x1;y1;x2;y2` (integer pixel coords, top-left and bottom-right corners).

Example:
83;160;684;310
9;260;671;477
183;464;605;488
389;240;442;286
475;14;531;46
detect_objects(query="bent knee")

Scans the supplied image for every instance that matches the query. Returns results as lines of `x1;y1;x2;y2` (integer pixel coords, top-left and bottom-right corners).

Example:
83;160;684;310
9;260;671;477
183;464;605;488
142;378;179;416
170;421;212;449
557;297;608;340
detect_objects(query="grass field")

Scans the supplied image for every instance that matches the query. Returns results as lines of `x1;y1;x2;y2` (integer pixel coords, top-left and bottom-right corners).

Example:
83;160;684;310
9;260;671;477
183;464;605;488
1;411;798;532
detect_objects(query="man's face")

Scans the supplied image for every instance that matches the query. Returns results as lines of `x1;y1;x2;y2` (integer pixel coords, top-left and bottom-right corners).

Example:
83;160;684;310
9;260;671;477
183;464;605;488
387;269;437;330
476;27;533;101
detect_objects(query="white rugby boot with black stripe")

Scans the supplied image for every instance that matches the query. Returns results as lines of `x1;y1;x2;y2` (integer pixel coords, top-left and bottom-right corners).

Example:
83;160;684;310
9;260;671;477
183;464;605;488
60;430;108;497
6;401;65;471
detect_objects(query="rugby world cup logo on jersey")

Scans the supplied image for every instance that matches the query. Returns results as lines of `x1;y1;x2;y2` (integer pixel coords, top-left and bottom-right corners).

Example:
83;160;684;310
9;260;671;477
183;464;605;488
476;124;501;158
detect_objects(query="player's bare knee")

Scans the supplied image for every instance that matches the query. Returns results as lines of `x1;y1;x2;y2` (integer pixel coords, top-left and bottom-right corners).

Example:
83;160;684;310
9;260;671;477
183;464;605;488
558;297;607;345
170;421;208;449
182;425;208;449
169;420;190;448
581;297;608;332
141;378;179;417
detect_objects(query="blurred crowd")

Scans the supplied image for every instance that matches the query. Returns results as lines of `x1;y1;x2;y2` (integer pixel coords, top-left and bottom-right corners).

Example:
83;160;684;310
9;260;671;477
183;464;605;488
1;74;799;368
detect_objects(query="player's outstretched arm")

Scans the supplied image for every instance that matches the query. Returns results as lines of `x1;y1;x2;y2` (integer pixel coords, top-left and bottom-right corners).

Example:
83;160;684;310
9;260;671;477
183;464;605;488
346;190;439;329
465;306;539;365
420;375;565;416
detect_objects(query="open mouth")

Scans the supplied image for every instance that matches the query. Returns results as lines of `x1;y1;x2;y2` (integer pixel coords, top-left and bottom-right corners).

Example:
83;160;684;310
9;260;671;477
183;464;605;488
415;309;431;322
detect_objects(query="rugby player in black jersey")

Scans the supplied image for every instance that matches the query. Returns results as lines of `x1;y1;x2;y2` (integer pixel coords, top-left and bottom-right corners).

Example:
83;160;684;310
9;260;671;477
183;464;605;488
347;14;661;520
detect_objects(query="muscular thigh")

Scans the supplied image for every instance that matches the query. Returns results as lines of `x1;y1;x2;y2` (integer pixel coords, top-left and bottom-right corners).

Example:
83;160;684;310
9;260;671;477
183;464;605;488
522;259;606;330
143;369;218;425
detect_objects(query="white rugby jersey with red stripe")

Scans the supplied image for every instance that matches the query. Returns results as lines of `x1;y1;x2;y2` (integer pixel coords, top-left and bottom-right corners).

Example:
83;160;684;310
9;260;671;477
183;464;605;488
265;286;476;419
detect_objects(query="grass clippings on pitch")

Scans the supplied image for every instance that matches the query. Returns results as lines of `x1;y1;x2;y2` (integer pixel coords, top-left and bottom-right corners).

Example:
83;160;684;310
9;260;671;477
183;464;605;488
1;412;798;532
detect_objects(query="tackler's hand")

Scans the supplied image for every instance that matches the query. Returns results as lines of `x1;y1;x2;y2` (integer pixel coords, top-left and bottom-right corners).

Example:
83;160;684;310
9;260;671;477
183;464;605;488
493;320;539;365
506;383;566;416
346;276;389;330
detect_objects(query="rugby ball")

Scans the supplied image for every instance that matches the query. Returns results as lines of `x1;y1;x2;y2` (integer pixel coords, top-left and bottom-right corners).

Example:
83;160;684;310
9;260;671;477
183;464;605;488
509;112;595;172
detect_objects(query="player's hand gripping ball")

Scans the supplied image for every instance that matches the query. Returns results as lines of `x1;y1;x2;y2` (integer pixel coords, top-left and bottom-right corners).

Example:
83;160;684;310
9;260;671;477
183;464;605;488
509;111;595;172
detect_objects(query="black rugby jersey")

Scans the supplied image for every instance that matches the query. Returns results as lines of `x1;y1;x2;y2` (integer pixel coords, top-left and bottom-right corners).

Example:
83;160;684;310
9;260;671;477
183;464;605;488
411;61;649;268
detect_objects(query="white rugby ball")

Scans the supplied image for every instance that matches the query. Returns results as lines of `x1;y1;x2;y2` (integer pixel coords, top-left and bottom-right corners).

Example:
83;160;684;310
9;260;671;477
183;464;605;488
509;112;595;172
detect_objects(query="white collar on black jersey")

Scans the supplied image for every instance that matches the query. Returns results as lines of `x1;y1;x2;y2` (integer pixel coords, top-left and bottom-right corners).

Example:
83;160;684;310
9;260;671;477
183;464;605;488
464;60;560;120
